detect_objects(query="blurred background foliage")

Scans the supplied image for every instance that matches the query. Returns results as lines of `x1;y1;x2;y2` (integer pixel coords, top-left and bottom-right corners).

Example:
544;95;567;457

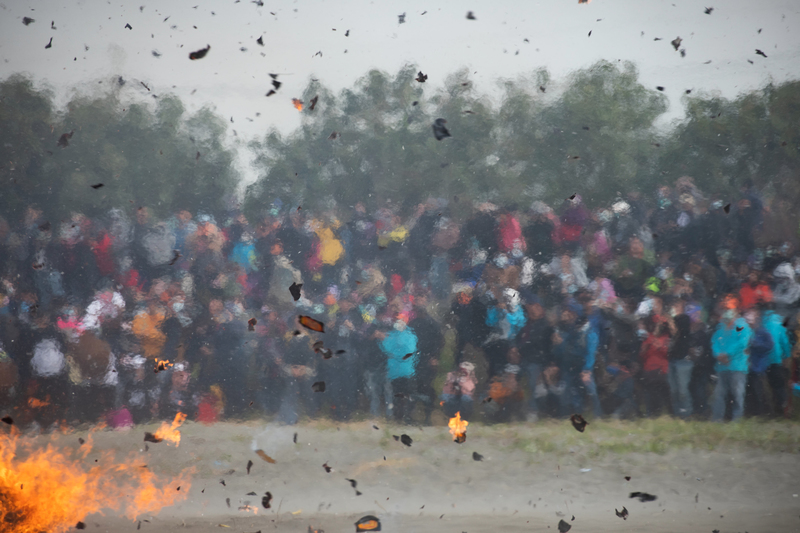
2;60;799;222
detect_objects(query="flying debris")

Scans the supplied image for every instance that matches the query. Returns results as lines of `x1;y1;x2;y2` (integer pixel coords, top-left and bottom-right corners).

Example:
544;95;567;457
189;45;211;60
299;315;324;332
256;36;264;46
322;462;332;473
255;449;276;463
755;49;767;58
466;11;476;20
355;515;381;531
168;250;181;266
246;460;254;475
616;506;629;519
125;23;133;29
671;37;682;50
328;131;340;140
45;37;53;49
539;86;546;92
588;30;592;37
262;491;272;509
345;30;350;36
90;183;104;189
570;414;588;432
680;49;686;57
22;17;35;25
289;282;303;301
398;12;406;24
704;6;714;14
432;118;450;140
558;519;571;532
1;416;13;425
309;95;319;110
629;492;658;502
311;381;326;392
152;50;162;57
292;98;304;111
656;86;665;91
415;71;428;82
400;434;413;447
472;451;483;461
346;478;362;496
248;318;257;331
57;131;74;148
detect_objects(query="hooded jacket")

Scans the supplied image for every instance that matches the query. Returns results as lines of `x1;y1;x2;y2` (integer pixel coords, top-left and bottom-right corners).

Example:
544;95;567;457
711;318;752;373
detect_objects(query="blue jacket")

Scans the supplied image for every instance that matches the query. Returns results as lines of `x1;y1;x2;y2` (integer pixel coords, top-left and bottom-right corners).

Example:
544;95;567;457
711;318;752;373
764;311;791;366
486;305;527;340
381;327;418;381
748;326;773;374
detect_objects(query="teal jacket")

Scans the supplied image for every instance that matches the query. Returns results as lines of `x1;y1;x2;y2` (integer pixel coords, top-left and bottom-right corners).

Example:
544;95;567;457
764;311;792;366
381;327;418;381
711;318;752;373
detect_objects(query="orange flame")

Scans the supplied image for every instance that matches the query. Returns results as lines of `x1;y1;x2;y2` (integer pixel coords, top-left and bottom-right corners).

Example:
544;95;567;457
27;397;50;408
153;412;187;446
0;428;192;533
448;411;469;443
292;98;304;111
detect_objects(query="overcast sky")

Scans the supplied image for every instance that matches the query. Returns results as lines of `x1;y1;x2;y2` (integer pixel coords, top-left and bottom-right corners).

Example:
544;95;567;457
2;0;799;181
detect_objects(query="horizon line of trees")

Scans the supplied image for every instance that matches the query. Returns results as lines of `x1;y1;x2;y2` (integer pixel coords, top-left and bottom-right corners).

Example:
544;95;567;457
1;61;799;226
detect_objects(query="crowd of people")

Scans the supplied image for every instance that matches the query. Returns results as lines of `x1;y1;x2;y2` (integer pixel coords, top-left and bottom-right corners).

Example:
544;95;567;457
2;175;800;429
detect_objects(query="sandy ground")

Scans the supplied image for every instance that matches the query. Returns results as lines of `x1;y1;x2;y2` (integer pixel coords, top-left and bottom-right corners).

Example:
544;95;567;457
22;420;800;533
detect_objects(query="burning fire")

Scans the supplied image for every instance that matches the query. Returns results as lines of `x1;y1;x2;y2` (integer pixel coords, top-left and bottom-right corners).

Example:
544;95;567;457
292;98;304;111
0;428;192;533
152;412;187;446
448;412;468;443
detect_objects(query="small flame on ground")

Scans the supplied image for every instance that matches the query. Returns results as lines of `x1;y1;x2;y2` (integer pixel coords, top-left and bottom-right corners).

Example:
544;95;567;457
448;411;468;443
292;98;304;111
0;428;192;533
153;412;187;446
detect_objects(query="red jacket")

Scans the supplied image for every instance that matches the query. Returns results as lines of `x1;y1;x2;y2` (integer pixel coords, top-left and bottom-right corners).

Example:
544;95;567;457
640;333;670;374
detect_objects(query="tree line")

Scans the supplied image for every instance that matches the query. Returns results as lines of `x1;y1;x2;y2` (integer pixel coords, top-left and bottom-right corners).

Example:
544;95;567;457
1;60;799;224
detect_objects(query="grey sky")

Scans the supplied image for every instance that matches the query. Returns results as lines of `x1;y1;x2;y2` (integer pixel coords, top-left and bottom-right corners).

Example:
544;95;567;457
2;0;799;182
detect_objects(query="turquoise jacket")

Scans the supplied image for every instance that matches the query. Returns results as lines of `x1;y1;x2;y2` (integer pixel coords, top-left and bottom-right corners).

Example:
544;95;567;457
711;318;752;373
764;311;792;366
486;305;527;340
381;327;418;381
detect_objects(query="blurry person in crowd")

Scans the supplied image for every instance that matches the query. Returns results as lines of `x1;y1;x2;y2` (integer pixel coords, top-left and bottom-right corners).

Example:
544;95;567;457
639;321;671;417
615;237;652;300
277;316;320;425
744;308;773;417
762;304;792;416
408;293;444;424
376;316;418;424
484;288;527;378
441;361;477;420
450;283;490;363
739;270;773;310
517;294;553;422
667;297;694;418
710;301;753;422
553;307;602;418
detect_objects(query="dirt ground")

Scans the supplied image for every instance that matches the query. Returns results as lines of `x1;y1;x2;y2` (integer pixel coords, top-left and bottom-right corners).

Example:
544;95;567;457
28;420;800;533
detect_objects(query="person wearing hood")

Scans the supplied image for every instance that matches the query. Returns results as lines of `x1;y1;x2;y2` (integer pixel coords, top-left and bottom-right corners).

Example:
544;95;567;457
553;307;602;418
484;288;527;378
772;262;800;310
762;305;792;416
377;317;418;424
710;303;753;422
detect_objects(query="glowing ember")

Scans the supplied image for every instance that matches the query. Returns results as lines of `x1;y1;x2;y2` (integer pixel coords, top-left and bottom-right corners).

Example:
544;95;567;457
0;429;192;533
448;411;469;443
151;412;187;447
27;397;50;409
154;359;173;373
292;98;304;111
